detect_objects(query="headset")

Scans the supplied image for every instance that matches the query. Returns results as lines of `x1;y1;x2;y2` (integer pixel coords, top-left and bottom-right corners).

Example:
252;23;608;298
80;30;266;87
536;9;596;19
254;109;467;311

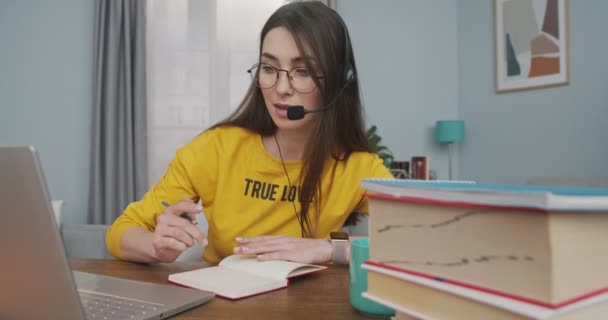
286;12;357;120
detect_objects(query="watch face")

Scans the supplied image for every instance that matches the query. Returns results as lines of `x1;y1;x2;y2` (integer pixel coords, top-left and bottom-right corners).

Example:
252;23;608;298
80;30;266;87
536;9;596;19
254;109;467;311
330;231;349;240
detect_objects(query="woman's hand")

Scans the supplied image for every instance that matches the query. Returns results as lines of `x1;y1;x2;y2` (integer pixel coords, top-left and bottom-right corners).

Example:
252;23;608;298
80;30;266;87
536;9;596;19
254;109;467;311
151;198;207;262
233;235;333;264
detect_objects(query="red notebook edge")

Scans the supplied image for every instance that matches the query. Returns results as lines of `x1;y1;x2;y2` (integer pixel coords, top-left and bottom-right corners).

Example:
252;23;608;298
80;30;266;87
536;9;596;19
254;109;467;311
167;278;288;300
219;285;289;300
363;260;608;309
365;192;555;214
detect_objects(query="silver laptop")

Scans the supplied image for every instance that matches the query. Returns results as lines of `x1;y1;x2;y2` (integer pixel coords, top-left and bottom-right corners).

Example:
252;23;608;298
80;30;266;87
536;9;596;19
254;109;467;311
0;146;214;320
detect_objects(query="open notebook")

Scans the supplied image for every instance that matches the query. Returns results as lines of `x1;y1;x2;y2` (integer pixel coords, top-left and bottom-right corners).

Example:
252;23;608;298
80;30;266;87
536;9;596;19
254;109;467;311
168;255;326;300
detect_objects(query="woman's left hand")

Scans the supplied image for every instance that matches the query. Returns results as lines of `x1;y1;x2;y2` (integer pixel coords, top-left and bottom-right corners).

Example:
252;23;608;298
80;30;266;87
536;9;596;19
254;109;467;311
233;235;333;264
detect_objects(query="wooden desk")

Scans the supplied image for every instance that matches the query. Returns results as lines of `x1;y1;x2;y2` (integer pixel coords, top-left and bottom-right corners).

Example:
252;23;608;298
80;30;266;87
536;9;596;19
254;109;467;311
70;259;386;320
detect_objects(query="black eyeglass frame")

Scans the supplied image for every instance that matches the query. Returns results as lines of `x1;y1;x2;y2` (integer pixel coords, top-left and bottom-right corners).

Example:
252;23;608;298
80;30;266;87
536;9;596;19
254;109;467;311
247;62;325;94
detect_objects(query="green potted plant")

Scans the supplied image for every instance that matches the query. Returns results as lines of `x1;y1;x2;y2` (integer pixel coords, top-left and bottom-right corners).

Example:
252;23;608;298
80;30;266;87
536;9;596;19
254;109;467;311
366;125;394;167
343;125;396;227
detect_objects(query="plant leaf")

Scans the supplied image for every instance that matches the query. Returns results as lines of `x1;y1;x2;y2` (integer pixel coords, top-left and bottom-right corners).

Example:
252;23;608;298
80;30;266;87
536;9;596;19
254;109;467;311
369;136;380;146
367;125;394;168
367;125;377;136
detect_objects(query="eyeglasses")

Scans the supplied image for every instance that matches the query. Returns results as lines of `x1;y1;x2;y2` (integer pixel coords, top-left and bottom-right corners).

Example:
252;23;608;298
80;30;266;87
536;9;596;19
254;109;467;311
247;63;324;94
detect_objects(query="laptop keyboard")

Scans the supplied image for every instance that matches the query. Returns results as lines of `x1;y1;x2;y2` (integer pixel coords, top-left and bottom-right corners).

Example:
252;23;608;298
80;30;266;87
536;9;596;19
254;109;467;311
79;290;165;320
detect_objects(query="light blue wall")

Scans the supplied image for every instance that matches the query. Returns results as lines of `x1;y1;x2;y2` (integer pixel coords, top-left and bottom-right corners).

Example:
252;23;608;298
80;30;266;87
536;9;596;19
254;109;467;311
2;1;605;225
340;0;608;183
0;0;95;223
459;0;608;183
338;0;461;180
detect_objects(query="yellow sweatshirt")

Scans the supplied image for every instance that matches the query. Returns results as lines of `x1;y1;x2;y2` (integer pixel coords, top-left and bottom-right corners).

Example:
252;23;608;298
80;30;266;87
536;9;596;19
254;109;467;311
106;126;393;264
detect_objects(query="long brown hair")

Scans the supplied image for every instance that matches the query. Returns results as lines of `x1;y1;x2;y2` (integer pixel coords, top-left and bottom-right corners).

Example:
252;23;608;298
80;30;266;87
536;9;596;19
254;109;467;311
211;2;370;237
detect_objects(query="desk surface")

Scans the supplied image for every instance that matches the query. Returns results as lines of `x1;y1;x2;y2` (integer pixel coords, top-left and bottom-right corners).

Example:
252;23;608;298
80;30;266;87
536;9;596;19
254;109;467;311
70;259;382;320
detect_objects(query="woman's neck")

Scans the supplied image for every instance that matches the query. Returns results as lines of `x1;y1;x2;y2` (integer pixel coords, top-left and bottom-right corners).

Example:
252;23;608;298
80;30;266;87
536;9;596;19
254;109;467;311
265;129;310;161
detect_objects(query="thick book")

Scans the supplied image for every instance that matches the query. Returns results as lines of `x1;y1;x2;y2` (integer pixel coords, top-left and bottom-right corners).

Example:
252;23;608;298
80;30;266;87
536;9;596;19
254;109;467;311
361;178;608;211
362;180;608;306
410;156;429;180
168;255;326;300
363;262;608;320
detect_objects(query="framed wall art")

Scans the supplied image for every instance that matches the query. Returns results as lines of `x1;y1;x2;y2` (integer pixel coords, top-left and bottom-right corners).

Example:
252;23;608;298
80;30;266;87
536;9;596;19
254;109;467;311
495;0;569;93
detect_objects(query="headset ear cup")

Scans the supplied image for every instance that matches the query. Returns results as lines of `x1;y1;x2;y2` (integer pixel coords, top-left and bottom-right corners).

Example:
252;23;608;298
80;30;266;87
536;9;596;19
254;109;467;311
338;13;356;88
342;64;355;87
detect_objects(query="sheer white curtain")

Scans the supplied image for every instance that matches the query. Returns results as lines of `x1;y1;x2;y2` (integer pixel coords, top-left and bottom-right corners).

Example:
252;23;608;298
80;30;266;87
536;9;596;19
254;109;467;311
146;0;290;260
146;0;287;186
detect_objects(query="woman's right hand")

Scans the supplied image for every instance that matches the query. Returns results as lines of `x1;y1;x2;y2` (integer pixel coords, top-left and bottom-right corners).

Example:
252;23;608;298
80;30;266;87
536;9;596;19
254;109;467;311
151;198;207;262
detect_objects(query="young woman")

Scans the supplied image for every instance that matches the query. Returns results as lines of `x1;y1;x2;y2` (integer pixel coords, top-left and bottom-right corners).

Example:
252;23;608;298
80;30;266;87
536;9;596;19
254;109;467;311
106;2;392;265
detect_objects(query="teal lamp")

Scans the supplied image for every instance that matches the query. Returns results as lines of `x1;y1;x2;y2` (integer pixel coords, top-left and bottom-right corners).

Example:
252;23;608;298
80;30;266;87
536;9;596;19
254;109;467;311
435;120;465;180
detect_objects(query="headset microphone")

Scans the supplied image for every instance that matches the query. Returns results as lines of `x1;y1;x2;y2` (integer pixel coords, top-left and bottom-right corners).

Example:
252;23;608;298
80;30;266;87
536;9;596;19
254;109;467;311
286;104;333;120
286;101;338;120
286;106;306;120
286;77;351;120
288;105;331;120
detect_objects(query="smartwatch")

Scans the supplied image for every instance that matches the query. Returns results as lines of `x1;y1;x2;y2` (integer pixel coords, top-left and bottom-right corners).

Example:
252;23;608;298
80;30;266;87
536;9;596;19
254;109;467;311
329;231;350;265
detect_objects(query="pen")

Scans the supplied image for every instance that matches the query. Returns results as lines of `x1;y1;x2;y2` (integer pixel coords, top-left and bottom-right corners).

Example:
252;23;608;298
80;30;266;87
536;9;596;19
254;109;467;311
161;200;197;225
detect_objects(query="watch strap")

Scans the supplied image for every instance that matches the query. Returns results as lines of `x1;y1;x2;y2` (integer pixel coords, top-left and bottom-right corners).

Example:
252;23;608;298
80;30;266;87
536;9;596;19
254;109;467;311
331;239;348;265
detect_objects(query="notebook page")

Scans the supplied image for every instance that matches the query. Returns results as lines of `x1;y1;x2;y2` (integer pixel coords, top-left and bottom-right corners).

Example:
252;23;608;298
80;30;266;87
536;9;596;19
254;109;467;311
220;254;323;280
168;266;285;299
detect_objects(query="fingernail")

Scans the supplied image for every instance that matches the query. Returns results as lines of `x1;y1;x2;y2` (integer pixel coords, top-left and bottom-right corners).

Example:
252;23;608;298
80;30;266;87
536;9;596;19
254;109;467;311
241;246;249;252
235;237;242;241
203;238;208;246
233;247;240;253
257;254;265;260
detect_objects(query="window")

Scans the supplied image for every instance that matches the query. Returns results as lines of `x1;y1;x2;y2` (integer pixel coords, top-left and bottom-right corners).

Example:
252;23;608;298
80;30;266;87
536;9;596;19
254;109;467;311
146;0;288;184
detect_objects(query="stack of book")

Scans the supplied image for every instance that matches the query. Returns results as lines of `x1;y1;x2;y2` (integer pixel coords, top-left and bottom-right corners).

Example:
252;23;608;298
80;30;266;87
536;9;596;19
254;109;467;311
390;161;410;179
361;179;608;320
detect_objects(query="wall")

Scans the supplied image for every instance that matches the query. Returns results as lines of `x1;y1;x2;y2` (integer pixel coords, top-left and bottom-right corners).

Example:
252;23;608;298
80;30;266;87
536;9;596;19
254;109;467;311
458;0;608;183
3;0;606;225
338;0;461;180
0;0;95;223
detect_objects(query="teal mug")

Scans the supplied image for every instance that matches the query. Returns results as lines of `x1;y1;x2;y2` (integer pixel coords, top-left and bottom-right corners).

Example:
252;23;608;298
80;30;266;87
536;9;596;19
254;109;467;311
349;238;395;317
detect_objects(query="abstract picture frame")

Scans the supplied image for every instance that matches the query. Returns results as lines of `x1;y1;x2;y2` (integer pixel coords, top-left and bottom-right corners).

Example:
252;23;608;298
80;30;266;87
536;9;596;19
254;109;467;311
495;0;569;93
